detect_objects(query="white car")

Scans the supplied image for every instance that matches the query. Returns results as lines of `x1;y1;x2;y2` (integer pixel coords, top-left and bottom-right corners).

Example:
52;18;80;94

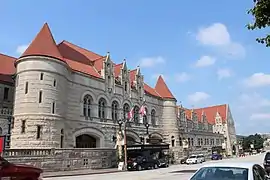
186;155;202;164
189;162;270;180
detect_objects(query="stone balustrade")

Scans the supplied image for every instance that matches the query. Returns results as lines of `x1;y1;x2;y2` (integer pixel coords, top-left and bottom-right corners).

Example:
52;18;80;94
3;148;117;172
0;108;13;116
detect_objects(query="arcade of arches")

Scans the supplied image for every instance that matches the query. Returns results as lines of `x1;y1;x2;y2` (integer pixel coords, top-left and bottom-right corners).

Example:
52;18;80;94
76;134;97;148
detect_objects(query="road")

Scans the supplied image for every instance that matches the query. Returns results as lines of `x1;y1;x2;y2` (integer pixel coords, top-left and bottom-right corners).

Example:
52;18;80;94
45;153;266;180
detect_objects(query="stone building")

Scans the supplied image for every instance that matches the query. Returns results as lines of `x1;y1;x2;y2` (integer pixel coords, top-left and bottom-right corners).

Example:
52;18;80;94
0;23;237;159
177;104;238;156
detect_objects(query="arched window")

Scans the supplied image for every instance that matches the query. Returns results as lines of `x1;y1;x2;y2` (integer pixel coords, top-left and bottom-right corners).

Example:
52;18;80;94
83;95;92;117
123;103;130;119
0;127;2;135
143;107;148;124
112;101;119;122
151;109;156;126
98;98;107;119
134;106;140;124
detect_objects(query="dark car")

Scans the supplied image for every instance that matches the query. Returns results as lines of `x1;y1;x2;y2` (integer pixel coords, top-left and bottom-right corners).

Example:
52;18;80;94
0;156;43;179
180;157;188;164
158;156;169;168
264;152;270;175
211;153;222;160
127;156;159;171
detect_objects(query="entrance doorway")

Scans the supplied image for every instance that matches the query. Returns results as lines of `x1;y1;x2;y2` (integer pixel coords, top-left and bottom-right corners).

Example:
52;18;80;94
76;134;97;148
126;136;136;145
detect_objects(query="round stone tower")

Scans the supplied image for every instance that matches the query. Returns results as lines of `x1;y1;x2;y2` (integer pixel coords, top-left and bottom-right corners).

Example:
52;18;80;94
11;23;68;148
154;76;179;146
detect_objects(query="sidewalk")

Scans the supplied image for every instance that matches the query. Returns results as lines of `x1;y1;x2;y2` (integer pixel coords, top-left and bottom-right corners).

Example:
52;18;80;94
43;168;123;178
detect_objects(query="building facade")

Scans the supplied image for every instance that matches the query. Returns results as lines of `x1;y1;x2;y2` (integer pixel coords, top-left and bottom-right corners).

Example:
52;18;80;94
0;23;237;160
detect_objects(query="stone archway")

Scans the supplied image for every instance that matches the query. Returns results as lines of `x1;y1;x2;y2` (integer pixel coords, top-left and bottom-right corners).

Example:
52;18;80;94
73;127;105;148
149;132;163;144
76;134;97;148
126;130;140;144
126;136;136;145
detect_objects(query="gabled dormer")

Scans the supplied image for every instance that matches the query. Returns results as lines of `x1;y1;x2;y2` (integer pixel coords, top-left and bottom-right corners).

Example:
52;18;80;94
101;52;114;93
135;66;144;101
215;111;222;125
120;59;130;94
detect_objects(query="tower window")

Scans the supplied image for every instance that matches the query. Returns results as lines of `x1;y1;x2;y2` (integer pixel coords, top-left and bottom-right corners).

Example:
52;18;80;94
53;79;56;87
3;87;9;100
52;102;55;114
25;82;28;94
38;91;42;103
36;125;41;139
40;73;44;80
21;120;26;133
60;129;64;148
124;82;127;91
16;75;19;87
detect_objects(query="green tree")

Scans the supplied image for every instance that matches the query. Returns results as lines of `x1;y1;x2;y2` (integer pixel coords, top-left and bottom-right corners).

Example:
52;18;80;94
247;0;270;47
242;134;264;150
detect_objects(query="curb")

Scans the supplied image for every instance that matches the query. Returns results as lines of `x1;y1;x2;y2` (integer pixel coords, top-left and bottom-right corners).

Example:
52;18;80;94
43;170;124;178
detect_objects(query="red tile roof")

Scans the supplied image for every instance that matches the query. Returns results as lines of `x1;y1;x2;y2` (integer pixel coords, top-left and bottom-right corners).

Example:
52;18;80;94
1;23;175;100
143;83;161;97
155;76;175;99
114;63;123;77
179;104;227;125
0;53;16;83
21;23;64;61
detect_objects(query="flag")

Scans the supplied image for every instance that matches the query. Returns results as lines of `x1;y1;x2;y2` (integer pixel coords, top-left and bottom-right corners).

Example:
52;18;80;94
139;105;146;116
127;102;135;121
0;136;5;154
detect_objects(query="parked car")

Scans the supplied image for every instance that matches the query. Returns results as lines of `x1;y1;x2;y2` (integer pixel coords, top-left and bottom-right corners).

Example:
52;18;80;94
263;152;270;175
180;156;188;164
211;153;223;160
197;154;205;162
186;155;202;164
127;155;159;171
189;162;269;180
158;156;169;168
0;156;43;179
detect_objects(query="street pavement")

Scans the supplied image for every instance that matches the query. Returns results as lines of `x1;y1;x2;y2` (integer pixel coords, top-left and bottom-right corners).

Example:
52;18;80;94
44;153;266;180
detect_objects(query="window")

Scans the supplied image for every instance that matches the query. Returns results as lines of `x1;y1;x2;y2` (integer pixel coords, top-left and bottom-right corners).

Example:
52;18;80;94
171;136;175;147
21;120;26;133
133;106;140;124
151;109;156;126
38;91;42;103
52;102;55;114
60;129;64;148
36;125;41;139
191;138;194;146
53;79;56;87
25;82;28;94
40;73;44;80
83;95;92;117
0;127;2;135
143;108;148;124
179;137;182;146
111;101;118;121
3;87;9;100
98;98;106;119
123;103;130;119
124;82;127;91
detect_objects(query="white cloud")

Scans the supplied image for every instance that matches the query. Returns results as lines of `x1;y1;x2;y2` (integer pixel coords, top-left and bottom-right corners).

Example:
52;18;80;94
16;44;28;54
196;23;231;46
250;113;270;120
195;56;216;67
175;72;191;83
139;56;166;68
196;23;245;59
217;68;233;80
238;92;270;109
188;92;210;103
244;73;270;88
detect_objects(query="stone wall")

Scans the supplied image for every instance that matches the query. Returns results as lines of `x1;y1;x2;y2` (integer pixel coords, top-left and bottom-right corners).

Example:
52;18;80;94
3;148;117;172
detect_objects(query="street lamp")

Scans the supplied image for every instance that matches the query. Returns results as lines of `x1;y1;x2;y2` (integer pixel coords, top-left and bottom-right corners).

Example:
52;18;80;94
144;122;150;135
118;119;123;130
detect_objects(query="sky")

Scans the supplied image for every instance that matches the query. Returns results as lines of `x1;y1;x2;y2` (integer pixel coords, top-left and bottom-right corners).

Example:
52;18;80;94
0;0;270;135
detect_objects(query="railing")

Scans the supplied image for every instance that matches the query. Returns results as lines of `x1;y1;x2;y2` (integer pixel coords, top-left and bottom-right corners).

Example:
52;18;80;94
4;148;52;157
0;108;13;116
